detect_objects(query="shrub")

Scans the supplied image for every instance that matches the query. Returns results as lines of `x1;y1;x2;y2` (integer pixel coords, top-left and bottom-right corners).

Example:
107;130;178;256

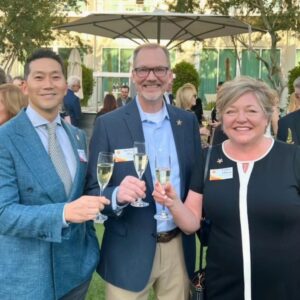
172;61;200;96
81;64;94;107
288;62;300;94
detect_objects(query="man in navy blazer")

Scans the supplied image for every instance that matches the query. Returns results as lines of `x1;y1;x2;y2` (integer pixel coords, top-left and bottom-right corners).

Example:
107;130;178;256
86;44;202;299
0;49;108;300
63;76;82;127
277;77;300;144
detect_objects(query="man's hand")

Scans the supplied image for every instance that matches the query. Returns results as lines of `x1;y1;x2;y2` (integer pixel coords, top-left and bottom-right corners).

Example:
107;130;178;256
64;196;110;223
116;176;146;205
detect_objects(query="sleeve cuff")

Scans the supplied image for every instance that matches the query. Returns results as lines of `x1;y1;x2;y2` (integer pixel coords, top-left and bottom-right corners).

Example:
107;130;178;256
112;187;128;216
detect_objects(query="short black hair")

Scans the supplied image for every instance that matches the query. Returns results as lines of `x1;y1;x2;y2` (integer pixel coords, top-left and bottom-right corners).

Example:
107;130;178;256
24;49;65;79
121;84;129;91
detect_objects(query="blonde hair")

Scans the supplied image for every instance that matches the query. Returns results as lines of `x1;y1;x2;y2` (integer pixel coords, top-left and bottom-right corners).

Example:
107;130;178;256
175;83;197;110
287;92;300;113
0;84;28;120
216;76;278;123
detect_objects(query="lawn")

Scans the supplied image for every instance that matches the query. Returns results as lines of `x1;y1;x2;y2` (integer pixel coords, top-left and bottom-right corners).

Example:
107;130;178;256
86;224;200;300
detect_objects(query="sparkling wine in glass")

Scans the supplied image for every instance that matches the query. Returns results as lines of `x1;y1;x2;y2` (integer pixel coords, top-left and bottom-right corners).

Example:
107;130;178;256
95;152;114;223
154;152;172;221
131;141;149;207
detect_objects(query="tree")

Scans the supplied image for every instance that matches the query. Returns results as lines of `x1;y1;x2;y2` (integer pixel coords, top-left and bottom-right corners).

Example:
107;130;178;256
167;0;199;13
204;0;300;110
0;0;85;73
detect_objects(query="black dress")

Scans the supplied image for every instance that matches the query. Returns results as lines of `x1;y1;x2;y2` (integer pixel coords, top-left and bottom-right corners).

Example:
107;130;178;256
191;140;300;300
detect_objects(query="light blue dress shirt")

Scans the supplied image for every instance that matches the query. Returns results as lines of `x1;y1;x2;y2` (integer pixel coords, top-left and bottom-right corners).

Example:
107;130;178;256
26;105;77;226
136;97;180;233
26;105;77;180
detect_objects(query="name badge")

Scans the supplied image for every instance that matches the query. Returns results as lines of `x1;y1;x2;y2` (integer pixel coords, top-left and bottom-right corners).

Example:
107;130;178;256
210;167;233;181
114;148;136;162
77;149;87;162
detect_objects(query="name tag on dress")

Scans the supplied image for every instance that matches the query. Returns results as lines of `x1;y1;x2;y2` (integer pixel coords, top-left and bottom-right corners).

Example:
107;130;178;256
210;167;233;181
114;148;136;162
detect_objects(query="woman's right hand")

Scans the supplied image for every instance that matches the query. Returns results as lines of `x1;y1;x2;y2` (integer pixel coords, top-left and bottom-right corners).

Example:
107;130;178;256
152;181;180;209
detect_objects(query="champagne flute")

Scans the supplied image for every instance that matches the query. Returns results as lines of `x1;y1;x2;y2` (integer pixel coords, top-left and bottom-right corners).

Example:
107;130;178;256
154;152;172;221
131;141;149;207
95;152;114;223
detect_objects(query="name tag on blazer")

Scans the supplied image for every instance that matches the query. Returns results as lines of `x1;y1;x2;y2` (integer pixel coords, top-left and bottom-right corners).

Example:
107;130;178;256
114;148;136;162
210;167;233;181
77;149;87;162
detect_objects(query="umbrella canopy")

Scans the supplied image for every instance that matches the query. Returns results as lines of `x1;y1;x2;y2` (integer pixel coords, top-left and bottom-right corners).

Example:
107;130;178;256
67;48;83;99
56;11;263;48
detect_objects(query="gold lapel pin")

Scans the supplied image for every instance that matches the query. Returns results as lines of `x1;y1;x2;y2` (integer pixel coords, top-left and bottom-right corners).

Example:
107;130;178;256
217;158;223;164
176;120;182;126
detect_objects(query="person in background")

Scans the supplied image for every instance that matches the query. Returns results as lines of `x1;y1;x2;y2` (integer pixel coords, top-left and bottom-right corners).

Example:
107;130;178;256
175;83;197;111
155;76;300;299
86;43;202;300
95;93;117;120
175;83;210;142
210;81;224;124
12;76;25;89
0;83;27;125
287;91;300;113
209;81;229;145
0;49;109;300
63;75;82;127
163;81;174;105
0;67;7;85
277;76;300;144
116;84;132;107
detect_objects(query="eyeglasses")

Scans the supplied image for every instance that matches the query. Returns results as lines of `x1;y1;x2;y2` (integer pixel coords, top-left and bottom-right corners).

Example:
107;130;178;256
134;67;169;78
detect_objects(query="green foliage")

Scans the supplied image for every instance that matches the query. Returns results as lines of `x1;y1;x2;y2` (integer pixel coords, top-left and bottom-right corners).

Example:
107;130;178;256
167;0;199;13
172;61;200;96
81;64;94;107
204;101;215;111
0;0;85;72
288;63;300;94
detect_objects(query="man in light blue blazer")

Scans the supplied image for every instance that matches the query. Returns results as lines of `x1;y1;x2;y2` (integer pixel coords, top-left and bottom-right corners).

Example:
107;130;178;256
86;44;202;300
0;49;109;300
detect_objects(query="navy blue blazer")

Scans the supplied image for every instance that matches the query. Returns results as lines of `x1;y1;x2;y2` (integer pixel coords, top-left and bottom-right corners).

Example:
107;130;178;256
63;89;82;127
0;110;99;299
277;110;300;144
85;99;202;292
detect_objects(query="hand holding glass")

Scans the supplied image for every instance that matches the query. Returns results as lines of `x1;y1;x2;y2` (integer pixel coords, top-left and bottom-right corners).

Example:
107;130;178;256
131;141;149;207
95;152;114;223
154;153;172;221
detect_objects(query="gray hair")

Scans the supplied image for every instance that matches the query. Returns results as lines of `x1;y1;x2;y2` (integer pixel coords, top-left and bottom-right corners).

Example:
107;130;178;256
67;75;80;88
216;76;278;123
132;43;171;68
293;76;300;89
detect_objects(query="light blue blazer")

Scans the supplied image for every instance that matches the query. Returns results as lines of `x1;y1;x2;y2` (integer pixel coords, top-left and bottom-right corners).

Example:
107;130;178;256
0;110;99;300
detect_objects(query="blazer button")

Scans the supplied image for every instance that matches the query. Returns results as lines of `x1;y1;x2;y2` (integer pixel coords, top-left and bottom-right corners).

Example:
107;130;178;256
27;187;33;193
39;233;47;239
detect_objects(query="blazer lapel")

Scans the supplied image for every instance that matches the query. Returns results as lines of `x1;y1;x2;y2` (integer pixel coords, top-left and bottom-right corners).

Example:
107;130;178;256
167;105;186;199
13;111;66;202
123;100;154;195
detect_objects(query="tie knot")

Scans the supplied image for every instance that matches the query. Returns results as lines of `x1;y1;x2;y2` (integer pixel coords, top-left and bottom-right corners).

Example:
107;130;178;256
46;122;57;135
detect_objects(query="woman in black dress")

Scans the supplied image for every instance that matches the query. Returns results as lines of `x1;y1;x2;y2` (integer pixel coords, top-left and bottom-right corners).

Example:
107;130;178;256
153;76;300;300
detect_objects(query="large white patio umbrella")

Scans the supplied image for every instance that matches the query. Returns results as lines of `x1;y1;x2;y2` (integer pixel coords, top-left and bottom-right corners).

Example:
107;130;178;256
56;11;263;48
67;48;83;99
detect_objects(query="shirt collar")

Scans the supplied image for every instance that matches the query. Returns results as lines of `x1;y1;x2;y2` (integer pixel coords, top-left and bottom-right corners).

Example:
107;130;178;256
135;96;170;124
26;105;62;128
